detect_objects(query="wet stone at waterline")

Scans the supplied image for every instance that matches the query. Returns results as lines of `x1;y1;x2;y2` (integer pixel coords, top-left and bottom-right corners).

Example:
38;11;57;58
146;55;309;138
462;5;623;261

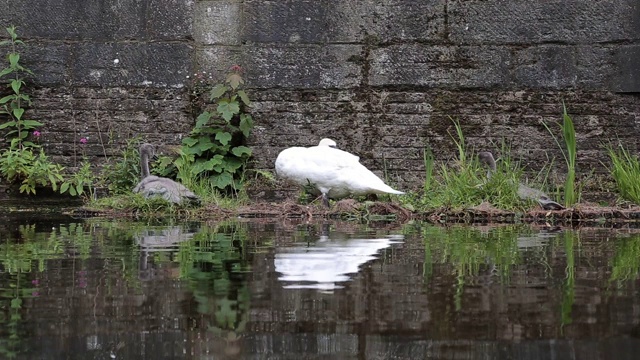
1;214;640;359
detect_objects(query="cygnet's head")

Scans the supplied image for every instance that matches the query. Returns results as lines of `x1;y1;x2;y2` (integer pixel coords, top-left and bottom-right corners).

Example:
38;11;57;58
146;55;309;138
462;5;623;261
140;143;157;158
477;151;497;171
318;138;337;148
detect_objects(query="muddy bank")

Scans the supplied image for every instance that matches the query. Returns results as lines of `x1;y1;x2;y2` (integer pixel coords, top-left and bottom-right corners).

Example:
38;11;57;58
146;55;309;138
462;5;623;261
69;198;640;227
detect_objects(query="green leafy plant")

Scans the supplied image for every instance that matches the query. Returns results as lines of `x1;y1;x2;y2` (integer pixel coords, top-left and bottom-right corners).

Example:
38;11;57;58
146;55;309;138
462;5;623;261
62;160;95;198
99;137;143;195
0;26;84;196
175;65;254;191
542;103;578;207
0;142;65;194
0;26;42;149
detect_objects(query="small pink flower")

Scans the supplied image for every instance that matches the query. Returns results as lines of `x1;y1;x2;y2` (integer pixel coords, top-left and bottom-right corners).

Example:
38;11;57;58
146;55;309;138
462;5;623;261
230;64;242;72
33;130;41;137
32;279;39;285
79;137;88;144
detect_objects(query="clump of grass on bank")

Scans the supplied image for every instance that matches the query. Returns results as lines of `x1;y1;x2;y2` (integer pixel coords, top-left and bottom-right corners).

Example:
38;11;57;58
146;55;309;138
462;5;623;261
606;143;640;205
404;119;530;212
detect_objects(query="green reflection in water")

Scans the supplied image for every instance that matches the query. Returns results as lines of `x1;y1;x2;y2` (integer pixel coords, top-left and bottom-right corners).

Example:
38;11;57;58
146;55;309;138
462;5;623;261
610;233;640;284
177;221;251;336
0;223;79;358
561;230;578;329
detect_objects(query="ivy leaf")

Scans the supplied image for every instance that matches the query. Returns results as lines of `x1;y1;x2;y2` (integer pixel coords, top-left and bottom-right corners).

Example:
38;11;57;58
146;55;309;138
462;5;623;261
237;90;251;106
209;84;228;100
215;131;232;146
0;67;12;77
223;157;243;172
226;73;243;90
216;99;240;122
9;53;19;67
239;114;254;137
11;79;22;94
0;121;16;129
193;137;215;154
195;111;212;128
213;171;234;189
22;120;43;128
182;137;199;147
0;95;13;106
231;146;252;158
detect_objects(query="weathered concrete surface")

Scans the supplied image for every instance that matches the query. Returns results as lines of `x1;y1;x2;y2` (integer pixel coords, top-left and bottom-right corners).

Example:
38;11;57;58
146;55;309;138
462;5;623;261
1;0;640;194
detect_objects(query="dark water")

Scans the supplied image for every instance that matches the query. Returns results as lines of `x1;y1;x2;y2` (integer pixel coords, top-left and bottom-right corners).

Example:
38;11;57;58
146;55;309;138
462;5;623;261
1;214;640;360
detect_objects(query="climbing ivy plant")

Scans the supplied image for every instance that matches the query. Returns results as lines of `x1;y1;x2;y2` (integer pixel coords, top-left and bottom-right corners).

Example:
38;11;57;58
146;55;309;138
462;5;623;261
175;65;254;190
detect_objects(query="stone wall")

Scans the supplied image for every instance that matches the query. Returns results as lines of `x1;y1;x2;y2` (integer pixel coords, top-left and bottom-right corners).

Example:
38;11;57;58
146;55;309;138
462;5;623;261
0;0;194;167
2;0;640;192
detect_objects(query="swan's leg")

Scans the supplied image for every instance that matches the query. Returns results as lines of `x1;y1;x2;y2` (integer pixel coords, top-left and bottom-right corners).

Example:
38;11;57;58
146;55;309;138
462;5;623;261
322;192;330;208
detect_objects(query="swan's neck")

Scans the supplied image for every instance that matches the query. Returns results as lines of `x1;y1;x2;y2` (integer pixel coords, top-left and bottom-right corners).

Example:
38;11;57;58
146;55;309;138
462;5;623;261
141;152;151;178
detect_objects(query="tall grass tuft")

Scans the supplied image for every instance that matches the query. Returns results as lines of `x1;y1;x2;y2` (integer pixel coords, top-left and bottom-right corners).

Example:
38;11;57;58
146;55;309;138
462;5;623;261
542;102;578;207
423;148;434;192
606;143;640;204
417;118;525;211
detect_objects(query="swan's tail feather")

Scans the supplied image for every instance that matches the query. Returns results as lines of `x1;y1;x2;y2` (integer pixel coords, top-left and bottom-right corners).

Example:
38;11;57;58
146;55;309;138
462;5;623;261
374;183;405;195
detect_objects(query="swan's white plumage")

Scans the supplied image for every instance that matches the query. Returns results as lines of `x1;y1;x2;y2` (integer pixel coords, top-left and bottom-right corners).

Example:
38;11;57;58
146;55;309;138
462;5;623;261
275;138;404;203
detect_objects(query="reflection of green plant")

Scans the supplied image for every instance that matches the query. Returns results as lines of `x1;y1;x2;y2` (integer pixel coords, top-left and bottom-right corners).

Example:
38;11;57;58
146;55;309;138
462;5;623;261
609;235;640;284
560;230;577;329
178;222;251;333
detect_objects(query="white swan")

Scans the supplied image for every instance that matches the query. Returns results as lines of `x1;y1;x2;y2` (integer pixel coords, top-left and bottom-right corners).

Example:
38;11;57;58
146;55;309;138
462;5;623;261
275;138;405;206
478;151;564;210
133;143;201;205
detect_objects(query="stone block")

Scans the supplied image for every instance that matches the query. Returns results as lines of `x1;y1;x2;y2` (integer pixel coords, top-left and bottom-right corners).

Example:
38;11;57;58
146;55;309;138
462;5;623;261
613;45;640;92
195;1;241;45
195;46;242;80
20;43;72;86
71;43;193;87
243;45;362;89
449;0;640;45
0;0;193;40
365;0;446;43
241;0;445;45
242;0;332;43
369;44;510;88
512;46;578;89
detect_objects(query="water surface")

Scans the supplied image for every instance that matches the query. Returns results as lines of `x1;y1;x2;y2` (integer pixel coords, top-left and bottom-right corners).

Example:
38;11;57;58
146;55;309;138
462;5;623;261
1;214;640;359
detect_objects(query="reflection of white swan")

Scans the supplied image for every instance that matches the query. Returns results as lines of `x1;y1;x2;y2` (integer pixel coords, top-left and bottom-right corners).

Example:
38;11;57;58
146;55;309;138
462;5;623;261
133;143;200;205
275;234;404;290
478;151;565;210
275;138;405;206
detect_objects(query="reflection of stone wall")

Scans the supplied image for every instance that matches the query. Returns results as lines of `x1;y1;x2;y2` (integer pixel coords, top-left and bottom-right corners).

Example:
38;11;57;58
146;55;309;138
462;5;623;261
246;225;640;358
2;1;640;190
